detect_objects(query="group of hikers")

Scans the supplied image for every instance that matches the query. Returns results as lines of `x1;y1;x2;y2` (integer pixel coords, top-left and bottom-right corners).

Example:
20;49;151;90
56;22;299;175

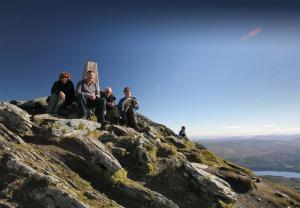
46;70;140;130
46;69;187;137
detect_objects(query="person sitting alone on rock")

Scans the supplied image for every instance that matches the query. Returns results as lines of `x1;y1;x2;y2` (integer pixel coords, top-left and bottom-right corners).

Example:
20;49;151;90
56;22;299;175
46;72;75;116
179;126;187;138
118;87;139;130
100;87;119;124
76;70;107;124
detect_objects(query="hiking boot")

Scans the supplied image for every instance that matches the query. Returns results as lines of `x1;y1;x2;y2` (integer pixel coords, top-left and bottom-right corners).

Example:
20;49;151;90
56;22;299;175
100;121;109;130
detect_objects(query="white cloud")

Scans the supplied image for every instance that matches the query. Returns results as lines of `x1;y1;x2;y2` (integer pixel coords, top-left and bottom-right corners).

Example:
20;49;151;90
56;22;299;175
225;125;242;129
264;124;277;128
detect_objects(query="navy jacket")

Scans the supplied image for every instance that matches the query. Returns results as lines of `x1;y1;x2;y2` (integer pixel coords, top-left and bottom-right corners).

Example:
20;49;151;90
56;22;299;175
51;80;75;105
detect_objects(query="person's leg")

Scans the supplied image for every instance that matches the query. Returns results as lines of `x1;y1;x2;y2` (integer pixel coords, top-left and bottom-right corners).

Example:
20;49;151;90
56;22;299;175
121;110;128;125
77;93;89;118
113;107;120;125
53;96;66;115
46;93;59;114
92;97;106;123
127;107;139;130
106;109;114;123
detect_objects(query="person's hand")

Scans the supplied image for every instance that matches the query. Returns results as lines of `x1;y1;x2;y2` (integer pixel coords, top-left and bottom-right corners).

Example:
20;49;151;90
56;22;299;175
59;91;65;99
107;102;115;108
88;94;96;100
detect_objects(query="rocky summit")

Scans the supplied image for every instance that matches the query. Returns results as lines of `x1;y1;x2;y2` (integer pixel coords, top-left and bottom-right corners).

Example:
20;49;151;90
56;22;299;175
0;98;299;208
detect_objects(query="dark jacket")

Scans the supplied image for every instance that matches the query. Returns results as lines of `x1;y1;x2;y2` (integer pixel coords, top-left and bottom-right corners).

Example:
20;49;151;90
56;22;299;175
100;92;116;109
51;80;75;105
179;129;186;138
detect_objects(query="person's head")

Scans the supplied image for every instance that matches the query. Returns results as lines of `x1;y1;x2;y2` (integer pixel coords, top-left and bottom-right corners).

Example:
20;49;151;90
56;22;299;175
105;87;112;96
123;87;131;97
181;126;186;130
86;70;95;82
59;72;70;84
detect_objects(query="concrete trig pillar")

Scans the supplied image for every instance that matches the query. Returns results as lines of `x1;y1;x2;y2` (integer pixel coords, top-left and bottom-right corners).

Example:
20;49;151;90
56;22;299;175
82;61;99;86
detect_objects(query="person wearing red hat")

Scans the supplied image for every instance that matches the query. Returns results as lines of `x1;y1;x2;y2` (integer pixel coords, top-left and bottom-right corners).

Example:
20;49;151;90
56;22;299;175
46;72;75;115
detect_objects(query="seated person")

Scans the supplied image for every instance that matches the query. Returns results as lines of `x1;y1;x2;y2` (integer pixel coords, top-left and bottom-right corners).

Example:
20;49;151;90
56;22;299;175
46;72;75;115
179;126;187;138
118;87;139;130
101;87;119;124
76;70;106;124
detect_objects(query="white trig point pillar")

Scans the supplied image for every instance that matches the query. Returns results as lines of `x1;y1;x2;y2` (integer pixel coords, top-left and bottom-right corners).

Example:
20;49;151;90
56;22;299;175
82;61;99;86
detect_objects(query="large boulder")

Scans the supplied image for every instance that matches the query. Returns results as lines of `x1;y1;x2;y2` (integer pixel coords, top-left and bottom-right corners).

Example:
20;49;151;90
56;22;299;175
10;97;48;115
40;118;122;175
114;180;179;208
0;138;122;208
183;162;237;203
0;102;33;136
0;123;25;144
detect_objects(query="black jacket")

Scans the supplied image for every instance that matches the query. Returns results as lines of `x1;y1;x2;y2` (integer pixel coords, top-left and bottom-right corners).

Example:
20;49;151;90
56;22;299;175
51;80;75;105
100;92;116;109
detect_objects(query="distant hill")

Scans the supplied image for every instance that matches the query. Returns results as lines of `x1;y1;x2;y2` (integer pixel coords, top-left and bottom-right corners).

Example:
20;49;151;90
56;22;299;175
262;176;300;191
197;135;300;173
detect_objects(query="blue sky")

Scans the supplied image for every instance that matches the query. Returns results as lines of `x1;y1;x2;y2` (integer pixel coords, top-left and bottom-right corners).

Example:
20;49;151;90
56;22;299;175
1;0;300;137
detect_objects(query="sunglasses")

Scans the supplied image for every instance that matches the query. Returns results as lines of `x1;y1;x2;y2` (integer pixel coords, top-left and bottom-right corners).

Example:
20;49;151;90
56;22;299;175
60;76;69;79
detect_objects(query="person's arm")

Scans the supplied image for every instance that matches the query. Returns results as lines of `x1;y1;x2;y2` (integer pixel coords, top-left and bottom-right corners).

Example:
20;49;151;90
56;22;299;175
107;95;116;108
70;81;75;101
132;97;139;110
118;97;125;110
76;81;89;97
95;83;100;97
99;91;105;98
51;81;60;95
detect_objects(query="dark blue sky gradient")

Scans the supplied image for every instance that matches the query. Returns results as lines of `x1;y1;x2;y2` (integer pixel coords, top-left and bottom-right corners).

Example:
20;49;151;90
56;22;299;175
1;0;300;136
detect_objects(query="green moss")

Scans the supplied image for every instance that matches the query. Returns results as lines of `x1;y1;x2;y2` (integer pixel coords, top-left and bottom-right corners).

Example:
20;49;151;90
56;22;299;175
157;143;177;157
143;143;157;162
61;128;67;134
183;138;195;150
201;149;219;161
87;130;101;139
115;136;140;150
110;169;130;185
49;122;68;138
185;152;207;163
77;122;86;130
147;163;156;176
50;122;62;130
262;179;300;206
223;160;253;176
217;200;235;208
90;115;97;122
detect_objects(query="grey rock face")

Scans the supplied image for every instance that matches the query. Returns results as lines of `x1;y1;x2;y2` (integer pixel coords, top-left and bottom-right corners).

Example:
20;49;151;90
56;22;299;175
0;144;88;208
0;200;17;208
77;136;123;175
136;146;152;165
48;118;101;137
0;123;25;144
164;135;186;148
112;147;127;156
39;118;123;175
10;97;48;115
0;102;33;136
183;162;237;203
115;181;179;208
107;124;137;137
